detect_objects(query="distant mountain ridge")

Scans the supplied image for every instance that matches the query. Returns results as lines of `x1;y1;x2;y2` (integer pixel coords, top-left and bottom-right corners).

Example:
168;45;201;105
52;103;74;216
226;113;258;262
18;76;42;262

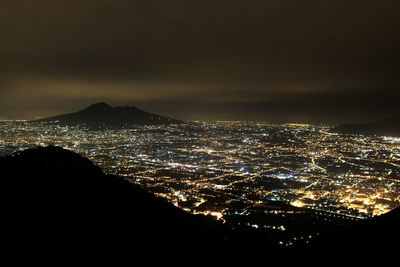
333;116;400;137
35;102;182;128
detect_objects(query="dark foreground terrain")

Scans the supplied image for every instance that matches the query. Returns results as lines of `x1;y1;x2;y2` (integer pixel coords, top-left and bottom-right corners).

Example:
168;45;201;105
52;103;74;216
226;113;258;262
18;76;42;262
1;146;398;262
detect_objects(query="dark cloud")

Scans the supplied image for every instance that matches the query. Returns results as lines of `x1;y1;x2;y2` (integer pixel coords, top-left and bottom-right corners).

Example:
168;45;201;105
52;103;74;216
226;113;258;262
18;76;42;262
0;0;399;122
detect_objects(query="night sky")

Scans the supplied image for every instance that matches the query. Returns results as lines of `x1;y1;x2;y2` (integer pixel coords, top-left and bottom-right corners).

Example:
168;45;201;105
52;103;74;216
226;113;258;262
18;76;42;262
1;0;399;123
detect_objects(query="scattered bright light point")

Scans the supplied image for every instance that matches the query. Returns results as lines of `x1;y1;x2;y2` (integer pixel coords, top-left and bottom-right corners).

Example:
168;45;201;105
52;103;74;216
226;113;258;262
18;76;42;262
291;200;306;208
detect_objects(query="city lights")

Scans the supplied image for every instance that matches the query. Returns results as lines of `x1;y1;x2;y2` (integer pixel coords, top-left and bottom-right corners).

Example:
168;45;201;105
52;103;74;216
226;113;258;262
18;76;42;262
0;120;399;222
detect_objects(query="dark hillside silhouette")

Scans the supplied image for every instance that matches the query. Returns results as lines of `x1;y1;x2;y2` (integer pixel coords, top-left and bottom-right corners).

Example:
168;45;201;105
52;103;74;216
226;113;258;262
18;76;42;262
0;146;235;262
311;207;399;252
1;146;398;262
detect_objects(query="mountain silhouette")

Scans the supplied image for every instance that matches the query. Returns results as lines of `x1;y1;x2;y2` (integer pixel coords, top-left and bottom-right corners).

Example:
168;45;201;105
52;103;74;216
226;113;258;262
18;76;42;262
333;116;400;137
35;102;182;128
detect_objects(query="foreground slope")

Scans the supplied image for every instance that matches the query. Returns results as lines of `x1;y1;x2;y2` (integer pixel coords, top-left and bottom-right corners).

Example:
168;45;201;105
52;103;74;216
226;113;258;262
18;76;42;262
0;146;235;261
310;207;399;253
1;146;398;261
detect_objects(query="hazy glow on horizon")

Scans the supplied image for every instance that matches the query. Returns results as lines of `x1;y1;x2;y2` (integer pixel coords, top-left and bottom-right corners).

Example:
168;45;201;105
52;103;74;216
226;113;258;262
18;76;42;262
0;1;399;122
